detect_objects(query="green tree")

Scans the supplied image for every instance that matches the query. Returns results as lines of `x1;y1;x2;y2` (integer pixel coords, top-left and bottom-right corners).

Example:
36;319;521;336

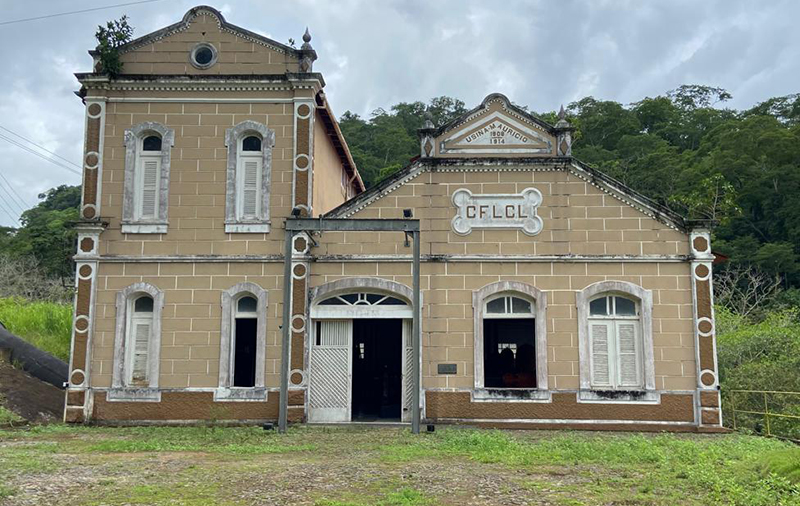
95;15;134;77
0;185;81;284
339;96;468;187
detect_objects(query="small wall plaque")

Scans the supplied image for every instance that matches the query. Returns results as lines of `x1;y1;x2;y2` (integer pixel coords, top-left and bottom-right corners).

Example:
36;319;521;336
437;363;458;375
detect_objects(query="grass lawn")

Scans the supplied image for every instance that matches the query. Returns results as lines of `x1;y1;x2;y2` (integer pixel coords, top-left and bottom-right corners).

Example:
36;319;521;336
0;297;72;362
0;426;798;505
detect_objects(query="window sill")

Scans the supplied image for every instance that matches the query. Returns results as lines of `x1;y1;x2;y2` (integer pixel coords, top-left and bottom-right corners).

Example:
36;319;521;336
225;223;270;234
121;223;168;234
214;387;267;402
577;389;660;404
106;387;161;402
472;388;551;403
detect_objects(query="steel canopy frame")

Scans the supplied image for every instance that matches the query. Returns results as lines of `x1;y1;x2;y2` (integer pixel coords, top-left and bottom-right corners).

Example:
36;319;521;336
279;218;422;434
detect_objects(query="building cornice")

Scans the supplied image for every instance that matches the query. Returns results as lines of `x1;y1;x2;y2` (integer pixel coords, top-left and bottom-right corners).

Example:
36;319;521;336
75;73;325;93
81;254;692;264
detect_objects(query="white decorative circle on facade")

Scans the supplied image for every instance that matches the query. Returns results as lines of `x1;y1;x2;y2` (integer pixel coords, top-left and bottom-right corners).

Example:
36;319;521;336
699;368;718;388
291;314;307;333
289;368;306;386
697;317;714;337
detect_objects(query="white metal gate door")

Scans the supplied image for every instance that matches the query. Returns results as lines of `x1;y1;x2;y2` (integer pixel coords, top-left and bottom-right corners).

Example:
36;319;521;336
401;319;414;422
308;320;352;423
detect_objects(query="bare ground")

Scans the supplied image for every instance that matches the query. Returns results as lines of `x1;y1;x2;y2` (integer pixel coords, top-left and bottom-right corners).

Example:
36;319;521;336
0;361;62;424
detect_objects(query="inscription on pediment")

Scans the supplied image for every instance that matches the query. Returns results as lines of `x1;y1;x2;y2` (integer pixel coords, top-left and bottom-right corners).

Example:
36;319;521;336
457;120;535;146
439;111;553;155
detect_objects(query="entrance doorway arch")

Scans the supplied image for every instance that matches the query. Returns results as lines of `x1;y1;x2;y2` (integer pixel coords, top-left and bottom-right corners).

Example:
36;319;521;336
308;278;419;423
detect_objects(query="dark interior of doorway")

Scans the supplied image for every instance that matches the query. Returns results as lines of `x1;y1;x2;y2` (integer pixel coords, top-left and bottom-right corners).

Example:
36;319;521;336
352;319;402;421
233;318;257;387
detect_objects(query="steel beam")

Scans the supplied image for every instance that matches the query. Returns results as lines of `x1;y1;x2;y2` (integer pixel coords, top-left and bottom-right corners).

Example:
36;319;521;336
411;229;421;434
285;217;419;233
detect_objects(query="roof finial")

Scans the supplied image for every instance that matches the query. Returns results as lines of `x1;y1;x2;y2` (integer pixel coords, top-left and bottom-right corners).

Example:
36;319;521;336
302;27;312;49
555;104;570;128
422;111;435;130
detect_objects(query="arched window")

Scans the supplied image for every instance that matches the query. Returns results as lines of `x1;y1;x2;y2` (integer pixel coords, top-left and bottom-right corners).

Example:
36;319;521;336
577;281;656;398
122;122;174;234
225;121;275;233
586;294;642;389
218;282;268;400
236;134;264;221
135;134;162;221
233;294;258;387
129;295;154;384
111;283;164;400
473;281;548;397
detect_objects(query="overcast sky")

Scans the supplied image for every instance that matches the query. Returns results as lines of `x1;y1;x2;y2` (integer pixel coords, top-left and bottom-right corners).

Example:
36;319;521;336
0;0;798;226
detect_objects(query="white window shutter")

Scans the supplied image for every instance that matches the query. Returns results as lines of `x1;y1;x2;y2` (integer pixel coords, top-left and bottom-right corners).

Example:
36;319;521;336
131;320;151;383
590;321;612;387
616;322;641;388
140;158;160;219
241;158;261;219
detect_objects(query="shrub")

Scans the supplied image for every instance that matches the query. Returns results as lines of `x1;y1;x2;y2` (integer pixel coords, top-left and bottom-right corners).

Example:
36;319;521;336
0;297;72;361
717;306;800;439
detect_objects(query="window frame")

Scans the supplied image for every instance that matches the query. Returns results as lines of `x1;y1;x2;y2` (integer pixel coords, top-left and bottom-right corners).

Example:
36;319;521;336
224;121;275;233
133;137;162;222
126;294;155;385
472;281;548;399
235;136;264;221
586;294;643;389
110;283;164;401
122;122;174;234
217;282;268;401
576;281;657;403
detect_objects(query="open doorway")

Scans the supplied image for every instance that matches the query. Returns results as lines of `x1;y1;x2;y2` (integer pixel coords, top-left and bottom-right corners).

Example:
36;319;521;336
351;319;402;421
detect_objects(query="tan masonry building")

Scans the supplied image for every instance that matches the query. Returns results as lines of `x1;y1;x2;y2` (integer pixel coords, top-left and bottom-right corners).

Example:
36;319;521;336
66;5;723;432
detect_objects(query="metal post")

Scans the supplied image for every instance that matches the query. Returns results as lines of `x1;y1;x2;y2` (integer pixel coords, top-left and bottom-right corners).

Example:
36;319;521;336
764;391;770;437
278;228;293;433
411;230;421;434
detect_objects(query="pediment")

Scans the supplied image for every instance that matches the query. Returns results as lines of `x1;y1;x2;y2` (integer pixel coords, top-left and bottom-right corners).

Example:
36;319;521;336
433;94;556;157
108;6;308;75
119;6;297;56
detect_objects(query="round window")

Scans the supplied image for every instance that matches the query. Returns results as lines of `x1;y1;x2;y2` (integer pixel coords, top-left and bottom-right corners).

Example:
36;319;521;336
190;43;217;69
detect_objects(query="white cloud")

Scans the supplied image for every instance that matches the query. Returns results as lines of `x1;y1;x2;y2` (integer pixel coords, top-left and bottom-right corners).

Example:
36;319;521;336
0;0;798;226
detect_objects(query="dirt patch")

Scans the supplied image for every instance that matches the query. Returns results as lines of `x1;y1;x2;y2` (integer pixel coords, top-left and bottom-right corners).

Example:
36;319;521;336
0;361;63;423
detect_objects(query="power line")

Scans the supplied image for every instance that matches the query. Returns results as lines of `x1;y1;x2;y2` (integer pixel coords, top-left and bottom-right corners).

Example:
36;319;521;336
0;172;33;210
0;178;25;214
0;133;82;176
0;126;81;169
0;0;164;27
0;194;19;226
